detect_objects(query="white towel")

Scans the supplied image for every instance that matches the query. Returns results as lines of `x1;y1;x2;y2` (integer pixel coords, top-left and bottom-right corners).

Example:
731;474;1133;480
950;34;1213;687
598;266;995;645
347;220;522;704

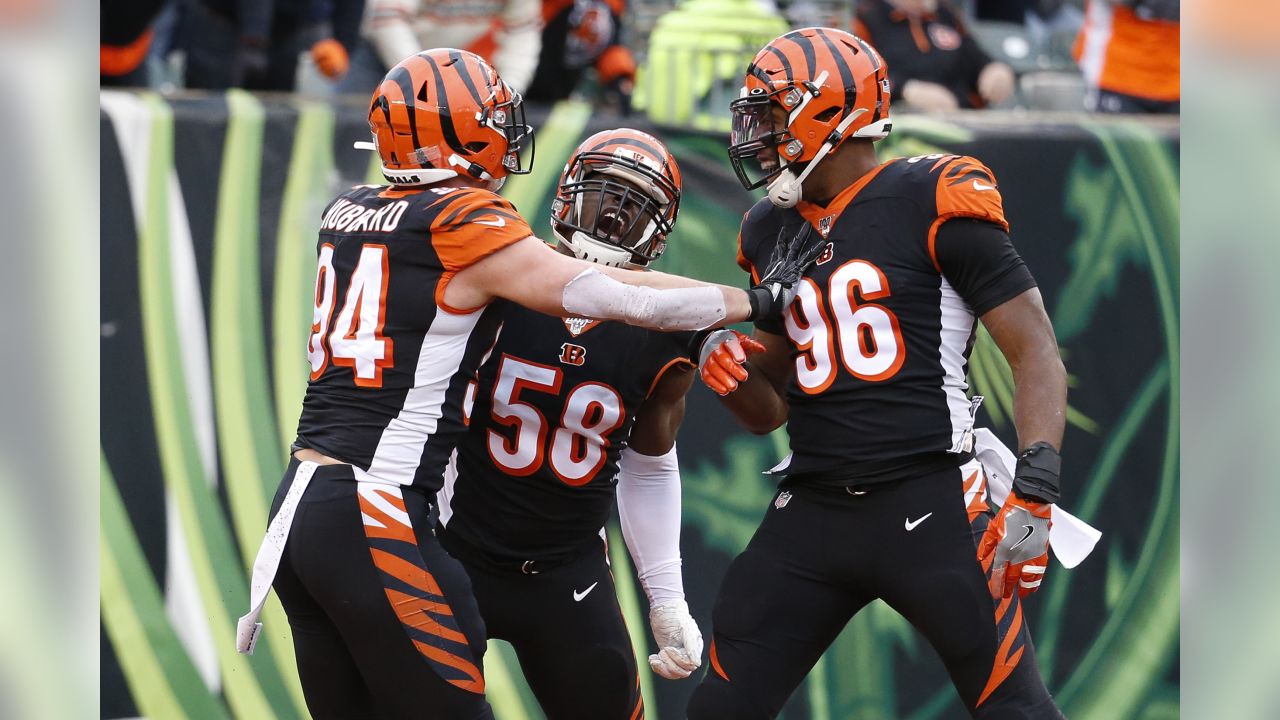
236;461;318;654
973;428;1101;569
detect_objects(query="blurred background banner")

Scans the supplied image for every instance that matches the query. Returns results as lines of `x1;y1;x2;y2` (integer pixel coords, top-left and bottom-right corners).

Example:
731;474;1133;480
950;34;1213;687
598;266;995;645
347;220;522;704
100;92;1178;720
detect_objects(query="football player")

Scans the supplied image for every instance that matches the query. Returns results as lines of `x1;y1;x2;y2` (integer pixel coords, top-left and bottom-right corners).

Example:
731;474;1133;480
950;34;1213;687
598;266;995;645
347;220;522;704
437;128;702;720
236;50;798;719
687;28;1069;719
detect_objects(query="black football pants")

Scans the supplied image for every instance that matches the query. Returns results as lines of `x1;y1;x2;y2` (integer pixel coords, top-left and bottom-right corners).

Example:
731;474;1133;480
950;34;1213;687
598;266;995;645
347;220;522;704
440;531;645;720
270;460;494;719
687;464;1065;719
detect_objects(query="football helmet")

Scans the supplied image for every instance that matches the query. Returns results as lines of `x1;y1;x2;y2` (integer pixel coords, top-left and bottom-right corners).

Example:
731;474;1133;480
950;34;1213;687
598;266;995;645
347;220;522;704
363;48;534;187
551;128;682;269
728;28;892;207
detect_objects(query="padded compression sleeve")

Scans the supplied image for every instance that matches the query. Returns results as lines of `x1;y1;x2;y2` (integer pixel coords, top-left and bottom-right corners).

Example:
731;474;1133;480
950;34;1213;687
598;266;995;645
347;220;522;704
616;445;685;608
562;269;727;331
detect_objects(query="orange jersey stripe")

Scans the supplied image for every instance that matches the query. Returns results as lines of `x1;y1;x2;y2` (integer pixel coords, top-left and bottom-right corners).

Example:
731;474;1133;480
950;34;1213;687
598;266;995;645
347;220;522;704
413;640;486;693
369;547;446;597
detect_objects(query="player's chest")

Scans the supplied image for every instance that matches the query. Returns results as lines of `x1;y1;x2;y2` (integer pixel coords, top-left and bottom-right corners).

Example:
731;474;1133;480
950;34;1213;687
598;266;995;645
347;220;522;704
797;207;936;298
482;312;661;404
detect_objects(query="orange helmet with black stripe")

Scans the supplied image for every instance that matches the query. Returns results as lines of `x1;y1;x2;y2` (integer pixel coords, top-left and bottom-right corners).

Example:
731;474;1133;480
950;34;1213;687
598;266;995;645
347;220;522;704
364;49;534;188
551;128;682;269
728;28;891;207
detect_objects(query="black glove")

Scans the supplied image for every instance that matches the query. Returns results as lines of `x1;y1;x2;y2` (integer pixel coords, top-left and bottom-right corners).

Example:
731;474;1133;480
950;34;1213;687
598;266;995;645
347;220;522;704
746;223;826;322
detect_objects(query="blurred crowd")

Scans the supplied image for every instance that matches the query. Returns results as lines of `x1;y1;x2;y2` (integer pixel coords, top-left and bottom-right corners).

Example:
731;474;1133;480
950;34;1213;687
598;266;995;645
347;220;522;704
101;0;1179;117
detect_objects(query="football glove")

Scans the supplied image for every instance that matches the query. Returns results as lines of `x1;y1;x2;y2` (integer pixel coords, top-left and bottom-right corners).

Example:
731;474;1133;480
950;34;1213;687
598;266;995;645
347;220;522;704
647;600;703;680
977;492;1052;599
697;329;767;396
977;443;1061;599
746;224;826;322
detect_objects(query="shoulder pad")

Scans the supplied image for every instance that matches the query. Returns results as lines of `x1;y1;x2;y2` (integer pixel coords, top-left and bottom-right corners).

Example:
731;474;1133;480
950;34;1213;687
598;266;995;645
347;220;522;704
737;197;784;281
426;187;533;273
919;154;1009;230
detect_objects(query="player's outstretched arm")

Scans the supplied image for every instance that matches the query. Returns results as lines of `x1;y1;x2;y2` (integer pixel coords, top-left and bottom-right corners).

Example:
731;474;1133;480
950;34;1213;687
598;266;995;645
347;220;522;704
697;328;792;434
447;236;788;330
976;287;1067;599
618;364;703;680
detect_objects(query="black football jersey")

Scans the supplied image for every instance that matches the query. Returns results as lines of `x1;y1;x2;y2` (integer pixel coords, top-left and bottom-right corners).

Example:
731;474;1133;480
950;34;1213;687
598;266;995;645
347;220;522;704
441;302;694;563
293;184;535;492
738;154;1035;485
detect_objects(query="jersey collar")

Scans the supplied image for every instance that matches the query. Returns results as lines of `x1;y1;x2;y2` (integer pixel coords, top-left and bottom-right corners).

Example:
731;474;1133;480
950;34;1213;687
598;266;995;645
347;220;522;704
795;160;893;238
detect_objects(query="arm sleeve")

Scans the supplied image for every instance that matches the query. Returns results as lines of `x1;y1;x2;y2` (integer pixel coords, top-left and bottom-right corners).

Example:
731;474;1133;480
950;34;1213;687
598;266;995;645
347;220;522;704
616;445;685;608
492;0;543;93
367;0;422;69
934;218;1037;316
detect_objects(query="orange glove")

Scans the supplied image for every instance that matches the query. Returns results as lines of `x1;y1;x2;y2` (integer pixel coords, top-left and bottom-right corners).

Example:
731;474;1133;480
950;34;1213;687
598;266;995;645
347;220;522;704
976;493;1052;599
697;330;766;396
310;38;350;79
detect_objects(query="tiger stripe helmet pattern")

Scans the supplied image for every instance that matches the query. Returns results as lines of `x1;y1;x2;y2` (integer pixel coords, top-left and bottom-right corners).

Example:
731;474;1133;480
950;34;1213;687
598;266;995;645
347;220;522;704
551;128;682;269
367;48;534;187
728;27;892;202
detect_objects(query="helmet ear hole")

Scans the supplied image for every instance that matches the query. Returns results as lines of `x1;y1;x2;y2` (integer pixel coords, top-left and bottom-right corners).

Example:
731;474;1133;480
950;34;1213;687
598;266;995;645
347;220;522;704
465;141;488;154
814;107;840;122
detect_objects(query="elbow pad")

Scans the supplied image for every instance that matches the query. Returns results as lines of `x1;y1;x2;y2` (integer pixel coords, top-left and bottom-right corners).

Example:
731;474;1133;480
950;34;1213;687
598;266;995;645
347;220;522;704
562;269;726;331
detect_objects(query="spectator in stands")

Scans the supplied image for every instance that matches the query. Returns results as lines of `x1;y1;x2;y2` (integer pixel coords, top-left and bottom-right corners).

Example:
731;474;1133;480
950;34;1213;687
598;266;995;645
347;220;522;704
175;0;365;90
525;0;635;111
1074;0;1178;113
307;0;367;83
854;0;1016;111
101;0;167;87
342;0;542;95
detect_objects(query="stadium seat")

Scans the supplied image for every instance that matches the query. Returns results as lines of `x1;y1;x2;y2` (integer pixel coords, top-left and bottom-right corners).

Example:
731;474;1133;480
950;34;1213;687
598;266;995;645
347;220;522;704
1020;71;1087;111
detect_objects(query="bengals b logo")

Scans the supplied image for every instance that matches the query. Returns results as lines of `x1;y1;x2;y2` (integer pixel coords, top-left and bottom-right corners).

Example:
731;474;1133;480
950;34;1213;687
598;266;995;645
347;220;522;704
816;242;835;265
559;343;586;366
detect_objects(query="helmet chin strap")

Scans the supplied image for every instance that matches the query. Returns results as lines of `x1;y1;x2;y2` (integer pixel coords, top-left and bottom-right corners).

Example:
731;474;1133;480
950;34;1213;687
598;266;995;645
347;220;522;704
766;108;867;208
563;230;643;269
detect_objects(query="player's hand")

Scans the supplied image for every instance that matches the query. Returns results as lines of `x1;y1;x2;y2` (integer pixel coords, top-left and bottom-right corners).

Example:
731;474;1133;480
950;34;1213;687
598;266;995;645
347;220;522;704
747;223;824;321
901;79;959;112
697;329;766;395
647;600;703;679
745;280;797;322
977;62;1016;106
977;492;1052;599
310;38;350;79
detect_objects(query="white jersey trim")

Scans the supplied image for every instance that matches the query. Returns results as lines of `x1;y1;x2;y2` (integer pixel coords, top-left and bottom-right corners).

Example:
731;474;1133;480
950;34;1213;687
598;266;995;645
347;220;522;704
938;278;976;452
353;308;484;486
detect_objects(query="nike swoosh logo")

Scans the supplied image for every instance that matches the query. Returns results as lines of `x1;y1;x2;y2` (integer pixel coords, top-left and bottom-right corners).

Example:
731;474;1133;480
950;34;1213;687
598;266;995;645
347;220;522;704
572;582;599;602
904;512;933;531
1010;524;1036;550
972;179;997;192
476;216;506;227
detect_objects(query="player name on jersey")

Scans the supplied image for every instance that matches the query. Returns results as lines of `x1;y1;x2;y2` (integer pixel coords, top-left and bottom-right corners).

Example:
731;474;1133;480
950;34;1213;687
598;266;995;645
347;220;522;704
319;196;410;233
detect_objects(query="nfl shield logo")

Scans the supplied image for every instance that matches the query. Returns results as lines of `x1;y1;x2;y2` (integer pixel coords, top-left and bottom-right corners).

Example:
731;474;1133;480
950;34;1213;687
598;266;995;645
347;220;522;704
774;491;792;509
818;216;833;237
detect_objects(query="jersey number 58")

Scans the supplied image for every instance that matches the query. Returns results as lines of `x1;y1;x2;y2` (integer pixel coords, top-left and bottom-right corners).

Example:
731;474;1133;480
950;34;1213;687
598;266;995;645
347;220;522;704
485;356;625;486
